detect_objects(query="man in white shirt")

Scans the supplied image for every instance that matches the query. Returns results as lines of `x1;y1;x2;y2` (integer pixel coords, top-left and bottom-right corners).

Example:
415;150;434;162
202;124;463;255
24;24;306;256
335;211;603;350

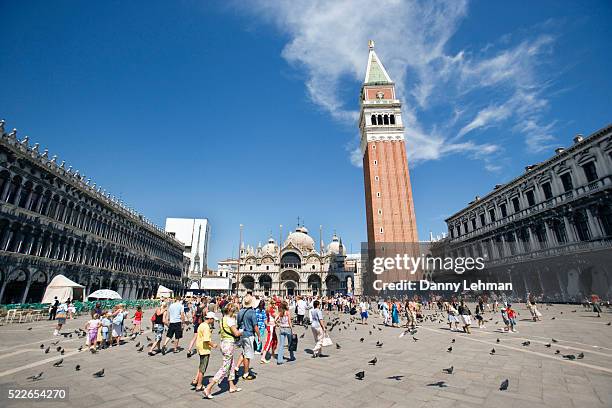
309;300;327;358
359;299;369;324
162;296;185;354
296;296;307;325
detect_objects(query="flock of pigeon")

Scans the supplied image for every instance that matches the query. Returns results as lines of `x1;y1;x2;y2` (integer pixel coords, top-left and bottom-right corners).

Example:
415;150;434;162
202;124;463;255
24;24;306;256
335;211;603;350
25;328;148;383
317;306;602;393
20;304;606;398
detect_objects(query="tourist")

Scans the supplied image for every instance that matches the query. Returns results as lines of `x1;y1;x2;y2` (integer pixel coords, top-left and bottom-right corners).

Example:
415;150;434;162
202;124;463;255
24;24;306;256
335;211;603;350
85;313;101;351
149;303;167;355
391;299;400;327
458;301;472;334
100;312;112;348
359;298;369;324
67;299;76;319
162;296;185;354
110;305;125;346
309;300;327;358
260;300;278;363
527;299;542;322
191;311;218;392
92;302;102;317
235;295;259;380
53;300;68;336
446;302;459;331
276;300;295;364
296;296;307;325
501;303;511;332
254;299;266;354
381;299;390;326
506;303;518;332
187;299;206;357
203;303;242;399
132;306;143;334
48;296;59;321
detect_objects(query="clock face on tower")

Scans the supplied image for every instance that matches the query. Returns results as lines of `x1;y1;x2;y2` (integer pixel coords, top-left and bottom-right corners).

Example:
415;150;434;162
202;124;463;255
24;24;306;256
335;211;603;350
365;87;393;100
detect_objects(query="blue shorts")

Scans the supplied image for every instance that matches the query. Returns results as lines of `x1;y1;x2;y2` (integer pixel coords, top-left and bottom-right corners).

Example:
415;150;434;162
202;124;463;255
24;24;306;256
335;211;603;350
360;311;368;319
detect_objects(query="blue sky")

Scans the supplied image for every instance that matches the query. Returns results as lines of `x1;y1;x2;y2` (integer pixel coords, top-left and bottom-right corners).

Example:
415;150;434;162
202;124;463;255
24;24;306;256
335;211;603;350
1;1;610;266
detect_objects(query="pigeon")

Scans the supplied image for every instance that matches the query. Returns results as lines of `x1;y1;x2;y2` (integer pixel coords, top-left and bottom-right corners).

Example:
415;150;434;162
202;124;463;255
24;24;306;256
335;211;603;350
387;375;403;381
368;357;377;365
378;327;382;331
555;350;560;354
376;341;383;348
496;338;500;343
370;331;373;336
60;349;65;355
490;348;496;355
75;365;80;371
551;317;556;320
40;344;44;349
412;337;419;342
447;346;453;352
544;343;551;348
499;379;509;391
563;354;576;360
27;327;32;331
360;338;364;343
93;369;105;378
300;333;305;339
51;340;59;345
27;372;43;381
607;322;611;326
146;337;152;341
56;346;62;352
355;371;365;380
442;366;454;374
90;348;98;354
577;352;584;359
552;338;558;343
78;346;83;352
53;359;63;367
451;339;456;343
336;343;341;350
427;381;447;388
410;329;418;335
137;346;144;352
45;346;50;354
522;341;530;347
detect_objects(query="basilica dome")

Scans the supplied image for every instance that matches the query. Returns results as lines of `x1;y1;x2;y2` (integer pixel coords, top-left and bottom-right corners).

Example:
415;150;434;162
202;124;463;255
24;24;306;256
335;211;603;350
261;237;278;256
327;234;345;255
285;227;315;252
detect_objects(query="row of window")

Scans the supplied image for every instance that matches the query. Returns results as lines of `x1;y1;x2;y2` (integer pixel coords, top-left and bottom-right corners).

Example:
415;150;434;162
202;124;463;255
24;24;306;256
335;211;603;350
370;114;396;126
0;171;181;263
452;209;612;259
451;162;601;238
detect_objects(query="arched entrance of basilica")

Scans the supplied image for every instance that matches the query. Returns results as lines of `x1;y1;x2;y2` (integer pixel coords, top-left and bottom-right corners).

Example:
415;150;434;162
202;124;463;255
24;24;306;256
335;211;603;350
280;270;300;296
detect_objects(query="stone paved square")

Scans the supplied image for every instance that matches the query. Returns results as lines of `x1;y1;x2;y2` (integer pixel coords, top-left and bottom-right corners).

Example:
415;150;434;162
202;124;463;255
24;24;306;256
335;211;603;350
0;303;610;408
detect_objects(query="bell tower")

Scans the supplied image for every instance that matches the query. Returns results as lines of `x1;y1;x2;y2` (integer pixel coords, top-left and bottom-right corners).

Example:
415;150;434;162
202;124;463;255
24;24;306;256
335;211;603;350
360;40;418;254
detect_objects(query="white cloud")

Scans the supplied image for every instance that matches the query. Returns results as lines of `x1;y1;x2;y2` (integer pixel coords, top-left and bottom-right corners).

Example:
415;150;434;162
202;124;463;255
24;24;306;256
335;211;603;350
240;0;557;166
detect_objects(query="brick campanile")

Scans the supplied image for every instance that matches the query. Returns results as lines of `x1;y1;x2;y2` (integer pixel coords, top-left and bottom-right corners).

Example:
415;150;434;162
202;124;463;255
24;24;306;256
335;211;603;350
360;41;419;281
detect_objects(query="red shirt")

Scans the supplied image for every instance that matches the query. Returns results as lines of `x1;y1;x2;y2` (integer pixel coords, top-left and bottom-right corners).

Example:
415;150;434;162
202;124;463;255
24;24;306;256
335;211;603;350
134;311;143;321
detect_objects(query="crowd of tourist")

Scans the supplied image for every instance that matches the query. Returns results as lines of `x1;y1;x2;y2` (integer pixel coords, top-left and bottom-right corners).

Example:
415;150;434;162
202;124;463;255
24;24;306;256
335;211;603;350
41;290;609;399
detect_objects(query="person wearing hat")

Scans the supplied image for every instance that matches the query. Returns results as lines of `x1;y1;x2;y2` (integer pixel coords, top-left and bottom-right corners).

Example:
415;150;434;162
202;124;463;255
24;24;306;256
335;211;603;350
191;311;219;392
234;295;261;380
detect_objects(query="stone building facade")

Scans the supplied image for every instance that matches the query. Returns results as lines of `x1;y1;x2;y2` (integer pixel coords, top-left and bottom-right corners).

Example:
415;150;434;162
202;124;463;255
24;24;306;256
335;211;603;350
237;226;355;297
0;121;185;304
440;125;612;301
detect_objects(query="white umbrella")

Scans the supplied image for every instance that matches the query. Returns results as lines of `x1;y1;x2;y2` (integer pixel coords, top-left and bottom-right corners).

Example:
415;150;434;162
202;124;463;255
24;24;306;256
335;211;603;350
87;289;122;300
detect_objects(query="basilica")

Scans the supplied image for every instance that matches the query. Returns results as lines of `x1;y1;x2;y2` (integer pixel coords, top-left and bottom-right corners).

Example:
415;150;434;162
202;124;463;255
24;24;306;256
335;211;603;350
237;226;356;297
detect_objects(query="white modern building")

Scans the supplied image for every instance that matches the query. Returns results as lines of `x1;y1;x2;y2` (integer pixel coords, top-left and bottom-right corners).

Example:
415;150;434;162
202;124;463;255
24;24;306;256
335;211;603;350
165;218;210;278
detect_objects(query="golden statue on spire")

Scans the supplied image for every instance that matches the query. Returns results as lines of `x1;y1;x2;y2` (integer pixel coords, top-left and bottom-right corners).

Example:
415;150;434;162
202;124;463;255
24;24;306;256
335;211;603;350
368;40;375;50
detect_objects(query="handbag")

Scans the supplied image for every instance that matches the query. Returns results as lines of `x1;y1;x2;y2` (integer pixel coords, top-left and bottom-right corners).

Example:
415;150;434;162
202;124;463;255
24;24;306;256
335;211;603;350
321;333;333;347
289;333;298;352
